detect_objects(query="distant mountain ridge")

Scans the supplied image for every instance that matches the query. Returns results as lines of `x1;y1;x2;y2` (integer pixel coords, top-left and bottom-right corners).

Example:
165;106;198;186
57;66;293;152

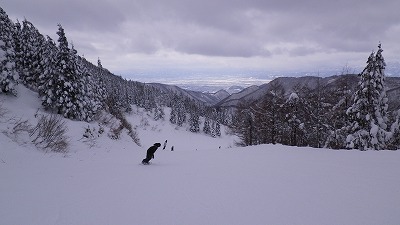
147;74;400;108
215;74;400;108
147;83;224;105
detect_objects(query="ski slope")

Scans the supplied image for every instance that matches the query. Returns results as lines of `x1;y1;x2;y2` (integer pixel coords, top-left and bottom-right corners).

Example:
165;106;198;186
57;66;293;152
1;86;400;225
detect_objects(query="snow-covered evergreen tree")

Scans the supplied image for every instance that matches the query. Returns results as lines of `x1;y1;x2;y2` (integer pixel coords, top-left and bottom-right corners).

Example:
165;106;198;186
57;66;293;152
38;36;58;106
345;44;389;150
281;92;306;146
153;105;165;121
176;99;186;126
203;117;211;135
374;43;390;130
74;55;99;121
215;121;221;137
142;86;156;111
40;24;94;121
93;58;108;107
15;19;46;90
210;121;217;137
13;20;22;76
0;7;19;95
169;95;186;126
70;56;107;115
189;112;200;133
82;56;107;113
230;105;255;146
169;103;177;125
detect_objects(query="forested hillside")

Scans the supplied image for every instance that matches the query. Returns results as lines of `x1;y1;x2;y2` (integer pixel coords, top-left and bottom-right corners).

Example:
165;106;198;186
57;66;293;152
229;46;400;149
0;7;226;141
1;6;399;150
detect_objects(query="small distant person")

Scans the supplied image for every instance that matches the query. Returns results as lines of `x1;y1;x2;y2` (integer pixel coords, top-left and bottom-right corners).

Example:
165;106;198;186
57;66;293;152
142;143;161;165
163;140;168;150
171;146;174;151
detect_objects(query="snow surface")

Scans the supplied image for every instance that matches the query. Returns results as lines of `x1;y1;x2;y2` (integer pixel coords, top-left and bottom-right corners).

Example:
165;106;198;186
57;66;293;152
1;86;400;225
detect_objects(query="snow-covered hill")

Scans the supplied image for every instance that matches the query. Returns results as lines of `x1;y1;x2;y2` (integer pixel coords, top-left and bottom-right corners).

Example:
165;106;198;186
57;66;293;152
1;86;400;225
216;74;400;108
216;85;262;107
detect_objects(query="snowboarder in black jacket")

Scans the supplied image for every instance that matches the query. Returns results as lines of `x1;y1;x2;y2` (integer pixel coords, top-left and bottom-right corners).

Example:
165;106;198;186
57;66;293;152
142;143;161;164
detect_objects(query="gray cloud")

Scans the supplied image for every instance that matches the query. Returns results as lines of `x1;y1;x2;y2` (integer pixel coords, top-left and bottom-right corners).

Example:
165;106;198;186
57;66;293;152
4;0;125;32
2;0;400;75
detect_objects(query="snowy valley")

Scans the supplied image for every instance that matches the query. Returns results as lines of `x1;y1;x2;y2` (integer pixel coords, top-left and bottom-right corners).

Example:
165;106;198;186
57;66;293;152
1;5;400;225
1;85;400;225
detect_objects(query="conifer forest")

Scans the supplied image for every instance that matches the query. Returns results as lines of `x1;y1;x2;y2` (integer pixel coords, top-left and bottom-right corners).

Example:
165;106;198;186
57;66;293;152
1;7;400;150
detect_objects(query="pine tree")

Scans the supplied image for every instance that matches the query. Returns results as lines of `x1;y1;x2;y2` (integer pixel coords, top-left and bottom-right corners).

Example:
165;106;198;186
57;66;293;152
89;57;108;112
154;105;165;121
203;117;211;135
230;105;255;146
74;55;98;121
0;7;19;95
325;75;355;149
81;56;106;115
41;24;91;120
252;81;285;144
143;86;156;111
374;43;389;130
169;95;186;126
53;24;78;117
299;81;331;148
215;121;221;137
38;36;58;107
210;121;217;137
346;44;389;150
189;112;200;133
281;92;307;146
15;19;46;90
169;102;177;125
13;20;22;76
176;98;186;126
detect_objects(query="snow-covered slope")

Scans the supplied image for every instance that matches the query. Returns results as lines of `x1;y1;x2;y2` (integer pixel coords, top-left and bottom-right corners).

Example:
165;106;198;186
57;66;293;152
1;86;400;225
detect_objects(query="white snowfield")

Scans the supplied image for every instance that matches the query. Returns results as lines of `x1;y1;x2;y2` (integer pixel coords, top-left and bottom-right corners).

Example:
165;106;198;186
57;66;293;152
1;86;400;225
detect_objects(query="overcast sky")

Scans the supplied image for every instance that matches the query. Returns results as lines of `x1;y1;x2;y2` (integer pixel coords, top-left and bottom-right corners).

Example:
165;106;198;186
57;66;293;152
3;0;400;80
